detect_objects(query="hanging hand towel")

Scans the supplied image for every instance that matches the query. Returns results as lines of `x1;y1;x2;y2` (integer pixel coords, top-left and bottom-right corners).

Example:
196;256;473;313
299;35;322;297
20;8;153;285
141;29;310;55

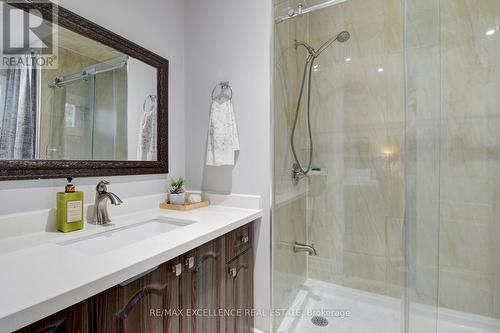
137;108;157;161
206;100;240;166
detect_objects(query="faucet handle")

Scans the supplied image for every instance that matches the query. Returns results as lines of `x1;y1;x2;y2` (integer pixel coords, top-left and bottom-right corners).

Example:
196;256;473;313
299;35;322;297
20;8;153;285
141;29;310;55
96;180;110;193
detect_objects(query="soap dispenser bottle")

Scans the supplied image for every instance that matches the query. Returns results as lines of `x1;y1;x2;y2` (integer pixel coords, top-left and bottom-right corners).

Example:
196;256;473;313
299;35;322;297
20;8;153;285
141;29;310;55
56;177;84;232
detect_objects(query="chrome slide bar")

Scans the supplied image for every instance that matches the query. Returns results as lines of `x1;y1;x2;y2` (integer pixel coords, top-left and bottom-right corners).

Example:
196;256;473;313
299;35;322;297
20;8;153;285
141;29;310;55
274;0;347;24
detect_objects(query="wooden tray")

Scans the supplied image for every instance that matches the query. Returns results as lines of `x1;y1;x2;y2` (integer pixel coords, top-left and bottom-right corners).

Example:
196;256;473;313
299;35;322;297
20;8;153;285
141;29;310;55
160;200;209;211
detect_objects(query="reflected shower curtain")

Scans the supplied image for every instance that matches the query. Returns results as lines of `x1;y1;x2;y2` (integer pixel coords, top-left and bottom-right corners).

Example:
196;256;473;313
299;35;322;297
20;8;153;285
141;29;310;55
0;62;37;159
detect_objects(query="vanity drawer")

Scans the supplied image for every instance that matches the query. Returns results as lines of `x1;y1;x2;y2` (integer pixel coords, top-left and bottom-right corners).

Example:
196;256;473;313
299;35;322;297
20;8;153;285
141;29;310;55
226;223;252;262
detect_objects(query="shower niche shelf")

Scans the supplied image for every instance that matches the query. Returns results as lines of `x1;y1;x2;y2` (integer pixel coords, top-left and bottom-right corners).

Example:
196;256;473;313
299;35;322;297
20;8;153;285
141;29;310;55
309;168;328;176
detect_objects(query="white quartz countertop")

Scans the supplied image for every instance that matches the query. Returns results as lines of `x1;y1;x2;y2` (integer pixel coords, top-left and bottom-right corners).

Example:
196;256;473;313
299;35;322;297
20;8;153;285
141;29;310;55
0;201;262;332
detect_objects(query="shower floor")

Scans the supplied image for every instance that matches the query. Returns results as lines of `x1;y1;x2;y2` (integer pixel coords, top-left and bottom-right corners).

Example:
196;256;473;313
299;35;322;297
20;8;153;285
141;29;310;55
277;279;500;333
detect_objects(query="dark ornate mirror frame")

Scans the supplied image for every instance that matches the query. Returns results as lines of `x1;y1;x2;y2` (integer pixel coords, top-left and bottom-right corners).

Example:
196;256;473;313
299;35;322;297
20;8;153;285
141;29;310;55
0;1;168;180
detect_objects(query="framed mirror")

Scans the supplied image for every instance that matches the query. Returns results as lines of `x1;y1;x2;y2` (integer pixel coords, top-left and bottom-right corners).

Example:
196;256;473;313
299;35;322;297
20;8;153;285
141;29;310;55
0;1;168;180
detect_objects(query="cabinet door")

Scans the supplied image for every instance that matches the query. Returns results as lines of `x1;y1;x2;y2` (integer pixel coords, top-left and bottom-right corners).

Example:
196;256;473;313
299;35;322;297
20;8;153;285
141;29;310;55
95;260;182;333
182;238;224;333
225;248;253;333
15;300;89;333
226;224;252;262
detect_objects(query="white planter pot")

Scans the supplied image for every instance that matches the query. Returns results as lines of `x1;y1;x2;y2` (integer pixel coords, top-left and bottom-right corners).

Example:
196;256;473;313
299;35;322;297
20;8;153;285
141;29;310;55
169;193;186;205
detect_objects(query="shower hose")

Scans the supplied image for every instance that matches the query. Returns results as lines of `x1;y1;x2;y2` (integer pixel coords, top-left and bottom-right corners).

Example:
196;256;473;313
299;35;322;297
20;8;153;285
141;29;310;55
290;53;315;176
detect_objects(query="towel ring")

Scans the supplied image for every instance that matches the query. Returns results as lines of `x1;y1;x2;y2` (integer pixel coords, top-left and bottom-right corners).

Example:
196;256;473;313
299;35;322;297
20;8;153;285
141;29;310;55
211;81;233;101
143;94;157;112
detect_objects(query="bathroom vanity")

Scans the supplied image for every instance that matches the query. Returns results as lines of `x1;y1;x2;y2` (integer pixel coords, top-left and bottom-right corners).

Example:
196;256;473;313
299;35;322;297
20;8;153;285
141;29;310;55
15;224;253;333
0;193;261;332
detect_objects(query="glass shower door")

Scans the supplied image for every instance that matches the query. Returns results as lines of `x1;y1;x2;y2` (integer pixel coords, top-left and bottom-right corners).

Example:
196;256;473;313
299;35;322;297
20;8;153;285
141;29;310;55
436;1;500;330
405;0;500;332
93;66;128;160
272;2;308;327
47;78;94;160
404;0;441;331
45;60;128;161
273;0;407;332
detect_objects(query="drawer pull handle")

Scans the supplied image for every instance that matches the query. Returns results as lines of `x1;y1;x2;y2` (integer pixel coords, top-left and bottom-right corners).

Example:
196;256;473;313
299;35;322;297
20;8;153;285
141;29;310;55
240;235;249;243
172;263;182;276
185;256;195;269
229;264;249;279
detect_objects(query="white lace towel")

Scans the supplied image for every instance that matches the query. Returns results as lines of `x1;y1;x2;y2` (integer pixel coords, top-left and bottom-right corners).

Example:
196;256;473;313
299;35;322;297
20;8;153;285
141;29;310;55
206;100;239;166
137;108;157;161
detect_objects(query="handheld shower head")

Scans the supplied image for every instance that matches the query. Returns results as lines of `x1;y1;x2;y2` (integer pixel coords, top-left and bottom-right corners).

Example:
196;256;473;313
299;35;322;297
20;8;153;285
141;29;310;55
295;30;350;58
336;31;350;43
313;30;350;57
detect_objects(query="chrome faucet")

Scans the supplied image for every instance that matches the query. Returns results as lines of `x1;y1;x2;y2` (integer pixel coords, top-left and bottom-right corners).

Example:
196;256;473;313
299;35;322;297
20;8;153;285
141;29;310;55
294;242;317;256
93;180;123;225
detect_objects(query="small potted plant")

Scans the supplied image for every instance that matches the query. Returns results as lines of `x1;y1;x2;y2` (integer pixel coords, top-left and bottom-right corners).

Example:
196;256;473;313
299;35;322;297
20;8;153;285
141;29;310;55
169;176;186;205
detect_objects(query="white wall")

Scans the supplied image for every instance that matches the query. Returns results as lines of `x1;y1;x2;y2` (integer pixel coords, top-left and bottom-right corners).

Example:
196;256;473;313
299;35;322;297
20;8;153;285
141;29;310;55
0;0;185;214
0;1;273;330
184;0;272;330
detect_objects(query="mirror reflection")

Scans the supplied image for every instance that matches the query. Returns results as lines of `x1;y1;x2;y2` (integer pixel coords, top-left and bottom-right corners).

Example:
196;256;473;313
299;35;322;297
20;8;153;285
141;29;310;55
0;9;158;161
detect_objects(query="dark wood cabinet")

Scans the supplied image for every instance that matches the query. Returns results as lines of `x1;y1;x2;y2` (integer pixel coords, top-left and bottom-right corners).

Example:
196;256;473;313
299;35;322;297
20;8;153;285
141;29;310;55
94;259;182;333
163;259;183;333
225;248;253;333
15;300;89;333
16;223;254;333
182;237;225;333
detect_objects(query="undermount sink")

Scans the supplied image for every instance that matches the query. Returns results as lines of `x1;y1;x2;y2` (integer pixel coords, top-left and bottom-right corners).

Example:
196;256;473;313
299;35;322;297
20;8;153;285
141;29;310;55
58;218;194;255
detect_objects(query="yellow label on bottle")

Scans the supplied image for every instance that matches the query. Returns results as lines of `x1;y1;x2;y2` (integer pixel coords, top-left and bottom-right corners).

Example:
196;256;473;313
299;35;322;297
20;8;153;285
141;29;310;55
67;200;82;223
